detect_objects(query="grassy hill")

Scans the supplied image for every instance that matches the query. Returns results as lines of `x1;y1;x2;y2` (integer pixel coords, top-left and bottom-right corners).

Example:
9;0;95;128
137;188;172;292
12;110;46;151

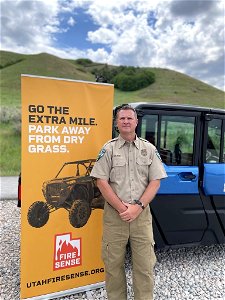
0;50;224;176
0;51;95;106
1;50;224;108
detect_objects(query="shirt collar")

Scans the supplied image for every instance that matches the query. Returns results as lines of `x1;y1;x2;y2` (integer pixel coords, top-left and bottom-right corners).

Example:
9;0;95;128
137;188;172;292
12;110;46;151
118;134;140;149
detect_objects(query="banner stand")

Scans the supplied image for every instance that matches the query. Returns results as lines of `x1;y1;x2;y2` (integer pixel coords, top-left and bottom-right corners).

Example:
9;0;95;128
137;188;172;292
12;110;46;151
22;282;105;300
20;75;113;299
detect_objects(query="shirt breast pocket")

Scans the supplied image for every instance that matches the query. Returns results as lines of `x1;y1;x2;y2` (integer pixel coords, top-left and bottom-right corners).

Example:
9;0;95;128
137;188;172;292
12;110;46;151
136;157;152;177
110;158;126;182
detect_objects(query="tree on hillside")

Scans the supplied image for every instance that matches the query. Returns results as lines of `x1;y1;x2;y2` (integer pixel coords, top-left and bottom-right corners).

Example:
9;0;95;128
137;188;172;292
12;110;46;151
76;58;93;66
112;68;155;91
93;65;155;91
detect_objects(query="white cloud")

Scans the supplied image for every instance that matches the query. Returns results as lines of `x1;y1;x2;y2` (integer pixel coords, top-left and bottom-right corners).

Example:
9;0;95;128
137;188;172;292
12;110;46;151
87;48;110;63
67;17;76;26
88;28;118;44
0;0;85;58
0;0;224;90
1;0;60;53
84;0;224;90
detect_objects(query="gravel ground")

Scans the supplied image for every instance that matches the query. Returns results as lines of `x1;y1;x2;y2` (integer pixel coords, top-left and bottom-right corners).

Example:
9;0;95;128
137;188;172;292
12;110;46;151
0;200;224;300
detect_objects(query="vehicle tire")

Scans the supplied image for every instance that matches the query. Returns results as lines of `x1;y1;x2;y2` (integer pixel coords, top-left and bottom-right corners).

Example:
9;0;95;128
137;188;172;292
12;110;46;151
69;200;91;228
27;201;50;228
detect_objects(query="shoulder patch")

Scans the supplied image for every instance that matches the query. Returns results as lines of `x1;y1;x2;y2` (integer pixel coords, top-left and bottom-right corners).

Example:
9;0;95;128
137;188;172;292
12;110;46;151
155;149;162;161
96;148;106;161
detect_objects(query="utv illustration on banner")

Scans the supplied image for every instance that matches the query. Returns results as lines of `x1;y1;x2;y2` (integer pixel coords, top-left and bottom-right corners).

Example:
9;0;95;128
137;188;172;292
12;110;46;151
27;159;104;228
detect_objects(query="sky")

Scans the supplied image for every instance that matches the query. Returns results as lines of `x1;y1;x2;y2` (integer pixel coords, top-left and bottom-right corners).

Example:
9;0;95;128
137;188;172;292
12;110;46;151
1;0;224;91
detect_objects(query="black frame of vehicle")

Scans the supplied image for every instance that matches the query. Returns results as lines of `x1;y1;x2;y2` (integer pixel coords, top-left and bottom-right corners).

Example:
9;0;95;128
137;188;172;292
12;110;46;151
18;102;225;249
113;103;225;249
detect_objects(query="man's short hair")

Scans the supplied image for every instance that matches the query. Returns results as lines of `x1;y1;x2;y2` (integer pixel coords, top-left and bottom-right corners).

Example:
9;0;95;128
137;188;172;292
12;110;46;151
116;104;137;119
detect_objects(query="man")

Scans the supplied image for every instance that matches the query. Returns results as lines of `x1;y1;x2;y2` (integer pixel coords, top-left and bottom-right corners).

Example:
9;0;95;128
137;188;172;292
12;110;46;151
90;105;167;300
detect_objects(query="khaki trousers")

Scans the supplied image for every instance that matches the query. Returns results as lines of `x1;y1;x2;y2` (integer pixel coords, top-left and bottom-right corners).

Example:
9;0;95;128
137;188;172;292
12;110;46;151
102;202;156;300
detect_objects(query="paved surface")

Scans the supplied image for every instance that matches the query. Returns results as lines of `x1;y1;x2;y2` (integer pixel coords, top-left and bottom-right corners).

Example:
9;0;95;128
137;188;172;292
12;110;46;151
0;176;18;200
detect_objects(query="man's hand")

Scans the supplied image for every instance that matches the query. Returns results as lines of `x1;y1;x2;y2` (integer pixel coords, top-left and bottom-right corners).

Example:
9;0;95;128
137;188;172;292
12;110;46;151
97;179;128;213
119;202;142;222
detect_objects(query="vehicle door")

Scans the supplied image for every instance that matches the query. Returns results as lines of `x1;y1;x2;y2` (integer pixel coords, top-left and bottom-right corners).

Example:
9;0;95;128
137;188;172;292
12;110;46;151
202;113;225;241
138;108;208;247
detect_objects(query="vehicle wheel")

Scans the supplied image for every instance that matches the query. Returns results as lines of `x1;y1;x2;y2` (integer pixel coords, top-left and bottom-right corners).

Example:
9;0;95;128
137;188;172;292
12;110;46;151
27;201;50;228
69;200;91;228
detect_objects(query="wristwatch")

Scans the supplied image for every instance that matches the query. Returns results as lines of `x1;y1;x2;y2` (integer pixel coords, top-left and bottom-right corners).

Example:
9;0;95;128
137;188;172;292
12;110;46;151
134;199;145;210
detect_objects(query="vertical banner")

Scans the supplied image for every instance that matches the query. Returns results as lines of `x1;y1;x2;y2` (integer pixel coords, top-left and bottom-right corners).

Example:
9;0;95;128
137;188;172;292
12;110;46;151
21;75;114;299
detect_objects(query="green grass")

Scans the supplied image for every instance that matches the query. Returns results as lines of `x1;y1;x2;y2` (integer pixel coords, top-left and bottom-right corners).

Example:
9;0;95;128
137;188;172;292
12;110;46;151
0;124;21;176
0;52;95;107
1;50;224;108
0;50;224;175
115;68;225;108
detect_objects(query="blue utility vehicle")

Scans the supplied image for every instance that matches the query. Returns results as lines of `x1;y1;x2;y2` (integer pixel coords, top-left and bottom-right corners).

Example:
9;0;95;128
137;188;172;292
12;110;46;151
113;103;225;249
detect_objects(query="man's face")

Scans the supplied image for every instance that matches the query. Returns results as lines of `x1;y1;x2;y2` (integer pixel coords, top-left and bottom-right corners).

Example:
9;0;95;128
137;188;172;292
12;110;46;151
116;109;138;135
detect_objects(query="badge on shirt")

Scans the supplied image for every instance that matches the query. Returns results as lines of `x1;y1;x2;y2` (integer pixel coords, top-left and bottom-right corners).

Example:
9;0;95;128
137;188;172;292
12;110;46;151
141;149;147;156
155;149;162;161
96;148;106;161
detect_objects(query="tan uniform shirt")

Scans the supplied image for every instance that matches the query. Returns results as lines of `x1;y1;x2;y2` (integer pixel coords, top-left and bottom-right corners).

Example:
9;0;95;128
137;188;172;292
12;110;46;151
91;135;167;203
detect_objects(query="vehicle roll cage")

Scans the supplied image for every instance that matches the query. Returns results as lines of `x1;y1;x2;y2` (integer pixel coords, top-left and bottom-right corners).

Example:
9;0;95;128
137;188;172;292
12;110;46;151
55;159;96;178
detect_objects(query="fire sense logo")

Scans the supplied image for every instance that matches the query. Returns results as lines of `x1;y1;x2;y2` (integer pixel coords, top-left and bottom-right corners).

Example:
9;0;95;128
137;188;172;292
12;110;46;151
53;233;81;271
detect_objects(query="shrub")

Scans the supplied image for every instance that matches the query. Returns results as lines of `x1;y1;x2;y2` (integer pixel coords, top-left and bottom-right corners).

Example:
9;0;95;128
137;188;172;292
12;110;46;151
92;65;155;91
112;69;155;91
76;58;93;66
12;122;21;135
119;74;136;91
0;107;11;123
0;106;21;135
122;66;136;76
